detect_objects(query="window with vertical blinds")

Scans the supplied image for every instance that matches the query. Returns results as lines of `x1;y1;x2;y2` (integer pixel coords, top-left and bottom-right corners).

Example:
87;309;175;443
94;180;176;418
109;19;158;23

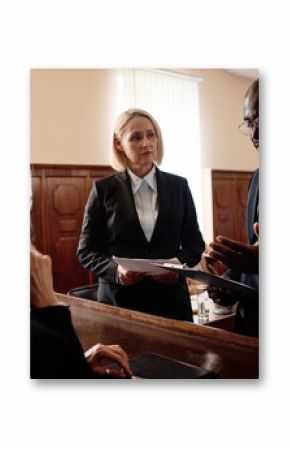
115;68;203;226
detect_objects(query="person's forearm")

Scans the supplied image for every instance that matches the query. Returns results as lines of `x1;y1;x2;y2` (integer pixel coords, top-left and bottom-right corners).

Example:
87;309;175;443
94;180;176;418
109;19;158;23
77;249;118;283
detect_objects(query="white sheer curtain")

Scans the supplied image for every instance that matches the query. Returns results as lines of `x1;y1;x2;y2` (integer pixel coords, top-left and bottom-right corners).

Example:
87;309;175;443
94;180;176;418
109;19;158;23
116;69;203;226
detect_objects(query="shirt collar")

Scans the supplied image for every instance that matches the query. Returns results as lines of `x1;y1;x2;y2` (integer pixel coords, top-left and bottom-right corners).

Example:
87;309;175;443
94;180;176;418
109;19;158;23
127;165;157;194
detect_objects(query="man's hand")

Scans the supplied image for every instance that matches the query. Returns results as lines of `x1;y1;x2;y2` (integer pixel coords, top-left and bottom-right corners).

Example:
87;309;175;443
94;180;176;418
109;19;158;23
30;246;61;308
85;344;133;378
207;286;237;307
208;223;259;274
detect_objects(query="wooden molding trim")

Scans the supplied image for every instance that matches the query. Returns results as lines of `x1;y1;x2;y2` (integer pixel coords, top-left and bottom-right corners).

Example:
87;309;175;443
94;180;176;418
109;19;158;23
61;294;259;353
30;163;115;177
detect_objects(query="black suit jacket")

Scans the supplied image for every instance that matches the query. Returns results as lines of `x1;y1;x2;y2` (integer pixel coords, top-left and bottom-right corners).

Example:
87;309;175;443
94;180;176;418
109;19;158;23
227;169;259;337
77;168;205;321
31;306;96;379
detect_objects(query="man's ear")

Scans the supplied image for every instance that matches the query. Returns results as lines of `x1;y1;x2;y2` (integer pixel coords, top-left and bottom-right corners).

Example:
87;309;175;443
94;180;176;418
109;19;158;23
253;222;259;239
114;136;123;152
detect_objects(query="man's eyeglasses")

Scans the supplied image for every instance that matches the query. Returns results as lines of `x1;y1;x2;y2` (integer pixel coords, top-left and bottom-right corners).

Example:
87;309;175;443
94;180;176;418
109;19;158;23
239;117;259;136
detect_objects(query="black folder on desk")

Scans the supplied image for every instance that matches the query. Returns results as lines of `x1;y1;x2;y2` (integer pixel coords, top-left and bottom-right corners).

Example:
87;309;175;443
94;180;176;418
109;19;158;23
119;353;219;379
152;263;257;296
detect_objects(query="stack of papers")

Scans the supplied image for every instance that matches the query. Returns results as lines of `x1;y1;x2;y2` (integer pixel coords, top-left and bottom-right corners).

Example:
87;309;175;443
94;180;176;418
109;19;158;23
152;262;257;294
112;256;180;275
112;257;257;295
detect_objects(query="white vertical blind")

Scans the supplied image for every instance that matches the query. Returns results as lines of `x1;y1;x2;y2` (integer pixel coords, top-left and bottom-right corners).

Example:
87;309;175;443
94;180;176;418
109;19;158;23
116;69;203;227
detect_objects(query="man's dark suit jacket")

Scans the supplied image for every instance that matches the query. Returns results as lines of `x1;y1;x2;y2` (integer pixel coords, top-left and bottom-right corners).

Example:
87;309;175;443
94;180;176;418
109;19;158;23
228;168;259;337
77;168;205;321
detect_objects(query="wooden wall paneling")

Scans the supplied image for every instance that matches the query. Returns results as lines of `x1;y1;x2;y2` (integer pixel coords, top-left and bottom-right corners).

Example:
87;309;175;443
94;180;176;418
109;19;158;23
212;170;253;243
31;174;43;251
30;164;115;294
235;174;250;242
212;177;235;239
45;175;90;293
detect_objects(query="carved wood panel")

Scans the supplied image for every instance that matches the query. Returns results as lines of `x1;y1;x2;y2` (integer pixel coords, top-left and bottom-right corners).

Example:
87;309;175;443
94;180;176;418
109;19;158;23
31;175;45;252
46;177;88;293
30;164;115;293
212;170;253;243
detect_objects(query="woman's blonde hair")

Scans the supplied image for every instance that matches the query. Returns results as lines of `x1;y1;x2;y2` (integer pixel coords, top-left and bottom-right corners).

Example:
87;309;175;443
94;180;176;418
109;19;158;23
111;108;164;171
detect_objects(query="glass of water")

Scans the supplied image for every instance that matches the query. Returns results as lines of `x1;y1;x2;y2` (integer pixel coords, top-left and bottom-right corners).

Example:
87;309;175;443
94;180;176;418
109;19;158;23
196;284;210;324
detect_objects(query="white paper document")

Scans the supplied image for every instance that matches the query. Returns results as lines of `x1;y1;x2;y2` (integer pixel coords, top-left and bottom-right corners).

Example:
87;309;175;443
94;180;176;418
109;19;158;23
112;256;180;275
152;263;257;294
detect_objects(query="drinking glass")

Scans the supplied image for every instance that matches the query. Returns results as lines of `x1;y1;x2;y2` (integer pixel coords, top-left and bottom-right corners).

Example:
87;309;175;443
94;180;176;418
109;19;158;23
196;284;210;324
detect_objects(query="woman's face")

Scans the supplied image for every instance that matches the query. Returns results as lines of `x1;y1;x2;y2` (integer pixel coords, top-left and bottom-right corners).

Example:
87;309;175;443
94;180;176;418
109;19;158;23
116;116;158;174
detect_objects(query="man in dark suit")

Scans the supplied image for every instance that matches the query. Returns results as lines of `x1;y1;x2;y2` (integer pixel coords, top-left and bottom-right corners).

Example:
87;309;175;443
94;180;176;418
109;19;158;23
77;109;205;321
208;79;259;337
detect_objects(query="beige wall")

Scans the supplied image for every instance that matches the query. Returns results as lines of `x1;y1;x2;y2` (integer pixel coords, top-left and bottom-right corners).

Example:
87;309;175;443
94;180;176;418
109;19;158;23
30;69;118;165
30;68;259;170
185;68;258;170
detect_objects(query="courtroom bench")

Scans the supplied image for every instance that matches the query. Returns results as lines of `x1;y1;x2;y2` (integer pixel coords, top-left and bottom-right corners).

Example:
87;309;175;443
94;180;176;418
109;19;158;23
59;294;259;379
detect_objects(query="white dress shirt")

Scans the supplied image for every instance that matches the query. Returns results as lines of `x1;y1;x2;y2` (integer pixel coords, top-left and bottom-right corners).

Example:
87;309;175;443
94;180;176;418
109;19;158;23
127;165;158;242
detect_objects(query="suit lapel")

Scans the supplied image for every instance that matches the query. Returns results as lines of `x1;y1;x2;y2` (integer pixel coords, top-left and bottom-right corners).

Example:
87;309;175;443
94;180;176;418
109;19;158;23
115;171;149;245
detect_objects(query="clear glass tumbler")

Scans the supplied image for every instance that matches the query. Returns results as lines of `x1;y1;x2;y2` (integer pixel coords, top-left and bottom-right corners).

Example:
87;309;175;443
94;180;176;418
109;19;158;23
196;284;210;324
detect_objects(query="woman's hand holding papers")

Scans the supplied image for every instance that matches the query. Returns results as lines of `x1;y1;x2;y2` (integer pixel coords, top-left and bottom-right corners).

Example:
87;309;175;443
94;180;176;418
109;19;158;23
117;264;179;285
117;265;145;286
152;272;179;284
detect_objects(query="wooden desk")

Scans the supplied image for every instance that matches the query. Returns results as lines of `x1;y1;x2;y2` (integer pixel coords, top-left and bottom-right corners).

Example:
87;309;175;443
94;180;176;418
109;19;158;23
58;294;259;379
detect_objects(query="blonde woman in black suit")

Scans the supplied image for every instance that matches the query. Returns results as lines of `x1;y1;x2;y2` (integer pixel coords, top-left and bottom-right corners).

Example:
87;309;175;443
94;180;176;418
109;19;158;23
77;109;205;321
